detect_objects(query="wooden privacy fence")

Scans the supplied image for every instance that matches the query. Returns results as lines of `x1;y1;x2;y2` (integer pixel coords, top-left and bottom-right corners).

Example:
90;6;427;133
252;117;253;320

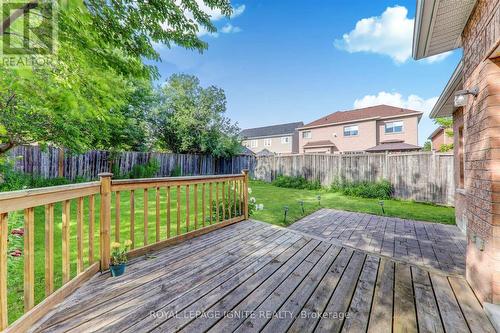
254;152;455;205
0;171;249;331
8;146;256;180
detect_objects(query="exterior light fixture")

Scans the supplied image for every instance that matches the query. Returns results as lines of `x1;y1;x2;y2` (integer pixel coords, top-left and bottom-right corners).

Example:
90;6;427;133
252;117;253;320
298;200;305;215
317;195;321;206
379;201;385;215
454;87;479;107
283;206;289;223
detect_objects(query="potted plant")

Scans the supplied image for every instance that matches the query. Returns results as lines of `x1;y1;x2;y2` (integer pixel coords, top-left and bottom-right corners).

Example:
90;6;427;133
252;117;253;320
110;240;132;277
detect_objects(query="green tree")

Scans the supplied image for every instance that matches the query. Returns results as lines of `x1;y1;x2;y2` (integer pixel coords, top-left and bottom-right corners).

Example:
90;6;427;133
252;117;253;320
423;140;432;151
0;0;236;155
151;74;241;157
434;117;454;152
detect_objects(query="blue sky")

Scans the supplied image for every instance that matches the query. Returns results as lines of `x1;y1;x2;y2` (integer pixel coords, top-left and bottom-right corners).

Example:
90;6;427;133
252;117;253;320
154;0;462;145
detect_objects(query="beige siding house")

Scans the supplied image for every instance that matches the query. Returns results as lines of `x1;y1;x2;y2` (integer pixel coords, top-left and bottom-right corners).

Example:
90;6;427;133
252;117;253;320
298;105;422;153
240;122;303;155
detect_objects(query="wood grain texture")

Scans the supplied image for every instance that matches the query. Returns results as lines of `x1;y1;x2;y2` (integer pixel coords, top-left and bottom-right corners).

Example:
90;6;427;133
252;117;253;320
186;185;190;232
0;213;8;329
194;184;198;230
166;186;170;239
88;195;95;263
129;190;135;249
155;187;160;242
99;173;112;271
76;197;84;274
24;208;35;312
115;191;120;242
393;263;417;333
202;183;206;228
45;204;54;296
143;188;148;246
62;200;71;283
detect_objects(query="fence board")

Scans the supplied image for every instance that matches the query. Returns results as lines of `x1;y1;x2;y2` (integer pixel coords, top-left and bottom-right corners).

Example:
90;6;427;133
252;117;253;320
8;146;256;181
7;147;454;205
253;152;454;205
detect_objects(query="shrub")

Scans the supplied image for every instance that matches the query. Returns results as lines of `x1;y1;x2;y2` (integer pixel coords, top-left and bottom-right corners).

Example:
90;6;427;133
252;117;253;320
170;165;182;177
0;160;83;191
330;179;393;199
129;159;160;179
272;175;321;190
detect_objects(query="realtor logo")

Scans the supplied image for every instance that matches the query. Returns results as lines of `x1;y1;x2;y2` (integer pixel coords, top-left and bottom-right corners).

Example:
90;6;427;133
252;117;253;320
0;1;57;64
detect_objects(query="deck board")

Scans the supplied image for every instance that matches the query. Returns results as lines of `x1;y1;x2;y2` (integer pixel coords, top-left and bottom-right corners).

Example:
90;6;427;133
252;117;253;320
29;219;495;333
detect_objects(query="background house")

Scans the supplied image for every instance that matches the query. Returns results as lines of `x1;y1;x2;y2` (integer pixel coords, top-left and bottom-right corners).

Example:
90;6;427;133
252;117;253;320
240;122;303;155
298;105;422;153
413;0;500;314
428;127;453;151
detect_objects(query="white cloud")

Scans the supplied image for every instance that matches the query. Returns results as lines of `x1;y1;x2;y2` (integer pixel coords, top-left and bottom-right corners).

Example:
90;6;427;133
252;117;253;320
335;6;450;64
162;2;245;38
221;23;242;34
354;91;437;115
353;91;439;145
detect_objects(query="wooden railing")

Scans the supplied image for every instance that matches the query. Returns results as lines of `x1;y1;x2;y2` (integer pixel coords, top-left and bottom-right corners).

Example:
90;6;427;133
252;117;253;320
0;170;249;331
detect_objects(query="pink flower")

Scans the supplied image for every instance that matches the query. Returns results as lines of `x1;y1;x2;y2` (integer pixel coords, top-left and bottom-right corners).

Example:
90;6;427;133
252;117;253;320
10;249;22;257
11;228;24;236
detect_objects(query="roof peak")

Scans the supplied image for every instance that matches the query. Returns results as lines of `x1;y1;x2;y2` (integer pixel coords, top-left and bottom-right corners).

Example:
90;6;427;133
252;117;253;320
302;104;422;128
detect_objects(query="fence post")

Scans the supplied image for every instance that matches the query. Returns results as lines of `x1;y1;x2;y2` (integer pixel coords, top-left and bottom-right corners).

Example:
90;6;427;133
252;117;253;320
242;169;249;219
99;172;113;271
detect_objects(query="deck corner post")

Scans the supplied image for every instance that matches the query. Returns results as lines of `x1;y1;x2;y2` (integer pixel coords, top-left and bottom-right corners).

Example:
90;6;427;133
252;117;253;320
0;213;8;330
99;172;113;271
242;169;249;220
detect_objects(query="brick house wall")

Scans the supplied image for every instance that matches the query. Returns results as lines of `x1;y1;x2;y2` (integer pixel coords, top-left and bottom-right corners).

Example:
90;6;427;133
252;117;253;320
460;0;500;304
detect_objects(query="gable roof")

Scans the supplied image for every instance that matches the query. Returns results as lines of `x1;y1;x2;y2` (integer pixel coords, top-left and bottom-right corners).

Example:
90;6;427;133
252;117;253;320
240;122;303;139
300;105;423;129
303;140;336;148
366;142;421;152
256;149;275;157
428;127;445;140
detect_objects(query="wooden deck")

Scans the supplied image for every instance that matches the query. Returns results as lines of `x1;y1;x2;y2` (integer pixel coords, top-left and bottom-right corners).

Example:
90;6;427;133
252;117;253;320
29;220;494;333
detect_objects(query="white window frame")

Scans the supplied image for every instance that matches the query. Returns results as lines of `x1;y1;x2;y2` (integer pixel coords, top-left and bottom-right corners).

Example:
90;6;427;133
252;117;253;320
385;121;404;134
251;140;258;148
281;136;291;144
263;138;272;147
302;131;312;139
343;125;359;137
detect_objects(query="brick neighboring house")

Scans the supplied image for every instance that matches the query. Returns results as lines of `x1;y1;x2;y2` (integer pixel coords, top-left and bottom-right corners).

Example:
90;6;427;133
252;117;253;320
413;0;500;311
298;105;422;153
428;127;453;151
240;122;303;155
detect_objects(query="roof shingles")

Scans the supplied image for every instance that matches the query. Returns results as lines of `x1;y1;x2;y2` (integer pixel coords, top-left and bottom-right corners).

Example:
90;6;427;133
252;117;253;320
300;105;423;129
240;122;303;139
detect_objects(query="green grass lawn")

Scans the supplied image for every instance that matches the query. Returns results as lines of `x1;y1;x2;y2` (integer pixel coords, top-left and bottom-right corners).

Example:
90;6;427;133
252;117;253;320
4;179;454;323
249;180;455;227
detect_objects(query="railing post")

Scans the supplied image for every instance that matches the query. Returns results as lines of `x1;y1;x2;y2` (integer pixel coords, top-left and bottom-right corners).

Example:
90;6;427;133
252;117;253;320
0;213;8;330
242;169;249;219
99;172;113;271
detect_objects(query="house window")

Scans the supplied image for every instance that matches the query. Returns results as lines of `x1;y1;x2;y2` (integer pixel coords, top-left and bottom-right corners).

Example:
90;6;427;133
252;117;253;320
385;121;403;133
251;140;258;148
458;126;464;188
264;138;272;147
343;125;359;136
281;136;291;144
302;131;312;139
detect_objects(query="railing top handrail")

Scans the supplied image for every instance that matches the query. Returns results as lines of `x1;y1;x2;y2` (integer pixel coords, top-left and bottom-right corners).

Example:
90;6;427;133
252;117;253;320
0;181;101;201
110;173;245;186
